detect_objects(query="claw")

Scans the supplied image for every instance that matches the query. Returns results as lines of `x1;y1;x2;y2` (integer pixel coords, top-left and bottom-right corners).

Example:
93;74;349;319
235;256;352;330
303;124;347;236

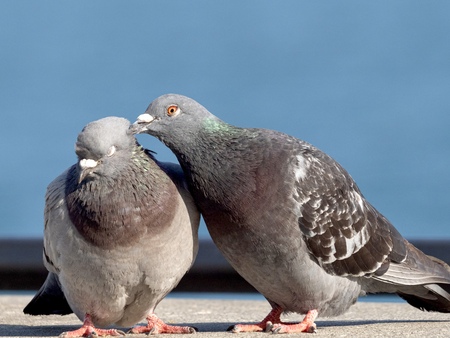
272;326;282;334
228;307;319;334
307;323;317;333
227;325;239;333
270;309;318;334
58;314;125;338
228;324;264;333
129;314;195;334
265;321;274;333
227;306;283;333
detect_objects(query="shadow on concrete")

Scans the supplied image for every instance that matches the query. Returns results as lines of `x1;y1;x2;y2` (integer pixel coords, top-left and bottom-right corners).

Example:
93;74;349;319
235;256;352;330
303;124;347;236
1;318;450;336
317;319;450;327
0;324;78;337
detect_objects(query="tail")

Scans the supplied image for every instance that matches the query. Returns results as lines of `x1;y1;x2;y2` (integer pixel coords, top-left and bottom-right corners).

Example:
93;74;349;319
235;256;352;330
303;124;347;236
23;272;72;315
369;241;450;313
398;284;450;313
396;252;450;313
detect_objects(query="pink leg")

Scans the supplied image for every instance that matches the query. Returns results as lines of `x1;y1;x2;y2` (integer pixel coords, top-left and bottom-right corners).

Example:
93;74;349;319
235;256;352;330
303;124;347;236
59;314;125;338
229;306;284;333
128;314;196;334
271;309;318;334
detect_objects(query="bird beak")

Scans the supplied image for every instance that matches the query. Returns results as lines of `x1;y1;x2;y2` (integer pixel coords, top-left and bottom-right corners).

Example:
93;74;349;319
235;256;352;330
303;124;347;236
78;169;91;184
129;114;155;134
78;159;98;184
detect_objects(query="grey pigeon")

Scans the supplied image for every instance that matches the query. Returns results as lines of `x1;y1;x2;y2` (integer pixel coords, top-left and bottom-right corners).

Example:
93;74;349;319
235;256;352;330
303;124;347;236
131;94;450;333
24;116;200;337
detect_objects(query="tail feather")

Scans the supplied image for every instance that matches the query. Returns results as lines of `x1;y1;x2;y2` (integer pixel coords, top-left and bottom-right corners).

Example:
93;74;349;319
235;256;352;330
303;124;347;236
426;283;450;302
23;272;72;315
398;283;450;313
369;240;450;313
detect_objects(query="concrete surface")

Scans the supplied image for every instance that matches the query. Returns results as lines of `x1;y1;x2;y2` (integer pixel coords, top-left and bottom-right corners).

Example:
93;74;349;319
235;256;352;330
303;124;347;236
1;294;450;337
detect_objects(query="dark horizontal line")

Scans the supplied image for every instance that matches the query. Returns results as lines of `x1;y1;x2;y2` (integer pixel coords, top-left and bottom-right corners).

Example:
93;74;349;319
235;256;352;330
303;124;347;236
1;238;449;292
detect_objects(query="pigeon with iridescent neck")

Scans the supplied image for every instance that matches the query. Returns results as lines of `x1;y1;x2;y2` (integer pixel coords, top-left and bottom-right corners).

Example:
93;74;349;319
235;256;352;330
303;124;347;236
131;94;450;334
24;116;200;337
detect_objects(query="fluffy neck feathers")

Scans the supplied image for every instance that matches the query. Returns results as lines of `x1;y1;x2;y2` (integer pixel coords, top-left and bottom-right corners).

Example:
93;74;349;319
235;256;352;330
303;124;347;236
65;146;177;249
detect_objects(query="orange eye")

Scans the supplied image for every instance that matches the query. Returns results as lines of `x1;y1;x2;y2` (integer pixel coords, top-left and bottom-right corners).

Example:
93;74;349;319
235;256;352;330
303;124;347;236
167;105;179;116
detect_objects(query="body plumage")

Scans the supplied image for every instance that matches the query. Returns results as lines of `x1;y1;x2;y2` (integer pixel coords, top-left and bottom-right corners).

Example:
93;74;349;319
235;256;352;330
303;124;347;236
132;94;450;333
24;117;200;336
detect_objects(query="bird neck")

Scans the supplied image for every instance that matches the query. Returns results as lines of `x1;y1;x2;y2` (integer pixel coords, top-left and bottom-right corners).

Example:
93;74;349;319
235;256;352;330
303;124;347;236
171;125;266;221
65;146;178;249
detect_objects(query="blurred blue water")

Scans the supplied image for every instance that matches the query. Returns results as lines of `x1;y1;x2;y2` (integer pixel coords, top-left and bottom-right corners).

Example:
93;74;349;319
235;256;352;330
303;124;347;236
1;1;449;239
167;293;404;303
0;290;404;303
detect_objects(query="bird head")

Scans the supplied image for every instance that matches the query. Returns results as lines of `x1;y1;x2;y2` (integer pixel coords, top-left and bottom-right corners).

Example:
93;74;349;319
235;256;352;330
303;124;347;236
130;94;218;150
75;117;135;184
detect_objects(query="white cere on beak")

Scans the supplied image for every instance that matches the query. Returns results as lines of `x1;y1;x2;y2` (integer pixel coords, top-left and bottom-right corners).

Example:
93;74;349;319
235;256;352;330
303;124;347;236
137;113;155;123
79;159;98;169
107;145;116;157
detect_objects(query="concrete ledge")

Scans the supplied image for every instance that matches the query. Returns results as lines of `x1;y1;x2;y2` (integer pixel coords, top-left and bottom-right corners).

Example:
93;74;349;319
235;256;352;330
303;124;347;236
1;239;450;292
1;295;450;337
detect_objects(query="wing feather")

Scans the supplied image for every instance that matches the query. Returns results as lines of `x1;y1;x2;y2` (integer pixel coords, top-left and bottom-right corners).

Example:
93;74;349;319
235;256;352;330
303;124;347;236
43;167;72;274
294;147;406;277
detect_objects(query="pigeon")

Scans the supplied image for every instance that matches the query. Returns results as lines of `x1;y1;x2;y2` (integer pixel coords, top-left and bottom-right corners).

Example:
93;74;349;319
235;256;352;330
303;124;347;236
24;116;200;337
131;94;450;334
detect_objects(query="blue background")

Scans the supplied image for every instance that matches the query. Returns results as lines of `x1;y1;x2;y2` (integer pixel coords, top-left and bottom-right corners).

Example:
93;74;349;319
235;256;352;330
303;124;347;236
1;1;449;239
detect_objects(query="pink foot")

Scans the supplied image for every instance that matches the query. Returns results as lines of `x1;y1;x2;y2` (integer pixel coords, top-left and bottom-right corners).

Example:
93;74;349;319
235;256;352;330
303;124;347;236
271;309;318;334
59;314;125;338
128;314;196;334
229;306;284;333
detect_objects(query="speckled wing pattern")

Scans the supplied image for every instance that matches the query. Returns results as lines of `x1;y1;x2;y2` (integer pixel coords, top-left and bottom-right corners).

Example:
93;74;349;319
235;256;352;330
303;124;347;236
293;145;407;277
